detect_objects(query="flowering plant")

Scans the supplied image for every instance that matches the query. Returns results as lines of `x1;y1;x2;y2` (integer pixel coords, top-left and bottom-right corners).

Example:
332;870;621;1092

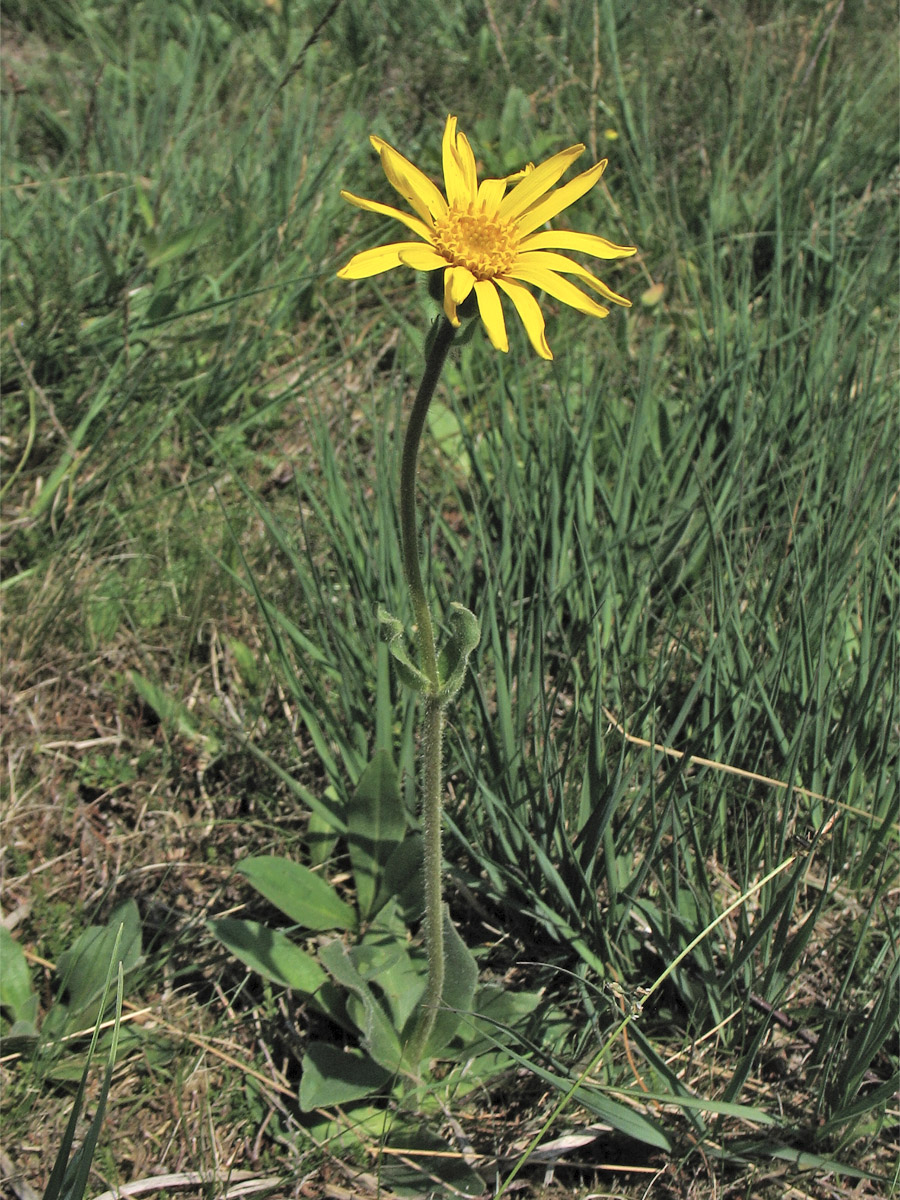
339;115;635;1067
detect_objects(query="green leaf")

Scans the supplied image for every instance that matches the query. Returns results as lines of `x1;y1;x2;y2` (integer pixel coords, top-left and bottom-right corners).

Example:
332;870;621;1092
207;918;327;995
225;636;259;687
818;1074;900;1139
55;900;142;1017
377;834;424;920
306;807;340;869
346;751;407;920
134;181;154;231
352;926;424;1033
378;608;430;693
609;1088;776;1125
735;1140;886;1181
26;381;115;520
237;856;356;932
318;940;406;1073
382;1128;485;1196
437;602;480;701
487;1040;672;1151
0;927;38;1027
299;1042;392;1111
455;984;543;1054
350;929;407;981
303;1104;394;1155
425;907;479;1055
564;1083;671;1150
44;937;126;1200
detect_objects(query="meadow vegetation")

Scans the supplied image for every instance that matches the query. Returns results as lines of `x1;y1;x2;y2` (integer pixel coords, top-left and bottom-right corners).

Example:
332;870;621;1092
2;0;897;1196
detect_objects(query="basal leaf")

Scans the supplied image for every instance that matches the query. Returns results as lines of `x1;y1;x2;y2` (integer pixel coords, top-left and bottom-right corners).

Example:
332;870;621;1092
207;917;327;995
237;856;356;932
352;926;425;1033
425;907;479;1056
0;927;38;1026
299;1042;392;1111
55;900;142;1017
383;1128;485;1196
453;983;543;1054
319;940;405;1073
346;750;407;920
377;834;424;921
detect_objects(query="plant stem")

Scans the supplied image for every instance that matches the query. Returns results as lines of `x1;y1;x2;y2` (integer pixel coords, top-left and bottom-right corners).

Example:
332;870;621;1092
410;691;444;1060
398;314;456;1067
399;316;456;688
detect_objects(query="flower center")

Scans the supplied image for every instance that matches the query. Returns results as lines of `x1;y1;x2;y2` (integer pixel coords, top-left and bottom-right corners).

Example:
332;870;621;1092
432;204;519;279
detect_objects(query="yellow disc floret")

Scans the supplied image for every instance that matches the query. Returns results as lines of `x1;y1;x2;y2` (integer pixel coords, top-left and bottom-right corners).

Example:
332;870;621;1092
432;204;519;280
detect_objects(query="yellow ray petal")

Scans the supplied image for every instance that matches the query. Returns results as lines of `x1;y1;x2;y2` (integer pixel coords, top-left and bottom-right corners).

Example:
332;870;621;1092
519;228;636;260
576;275;632;307
513;160;608;238
398;245;449;271
515;249;602;275
495;278;553;359
340;190;434;242
498;144;585;222
442;116;478;208
476;177;509;211
338;116;633;354
514;250;632;306
455;129;478;198
337;242;425;279
509;264;610;318
442;264;476;325
473;279;508;353
371;136;448;225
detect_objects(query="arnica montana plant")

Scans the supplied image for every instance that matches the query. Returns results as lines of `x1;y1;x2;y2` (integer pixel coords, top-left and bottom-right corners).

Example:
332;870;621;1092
338;115;635;1067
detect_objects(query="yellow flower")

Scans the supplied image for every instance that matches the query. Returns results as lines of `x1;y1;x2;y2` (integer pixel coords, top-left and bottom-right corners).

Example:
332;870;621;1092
337;115;636;360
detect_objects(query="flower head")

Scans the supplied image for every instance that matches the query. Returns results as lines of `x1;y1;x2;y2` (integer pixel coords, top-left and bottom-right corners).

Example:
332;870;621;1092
337;115;636;360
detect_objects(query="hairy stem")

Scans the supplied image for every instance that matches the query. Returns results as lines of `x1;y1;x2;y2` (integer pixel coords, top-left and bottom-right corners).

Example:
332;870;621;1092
399;315;456;1067
405;691;445;1066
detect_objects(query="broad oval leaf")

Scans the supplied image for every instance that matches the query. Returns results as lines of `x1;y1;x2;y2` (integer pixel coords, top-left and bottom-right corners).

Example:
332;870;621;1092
425;907;479;1056
346;750;407;921
208;917;327;995
299;1042;392;1111
377;834;424;922
383;1128;485;1196
55;900;143;1016
319;940;405;1073
0;927;38;1026
237;856;356;932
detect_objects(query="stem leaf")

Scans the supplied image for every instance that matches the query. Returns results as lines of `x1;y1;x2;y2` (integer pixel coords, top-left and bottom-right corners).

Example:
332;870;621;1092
437;602;481;701
378;607;430;693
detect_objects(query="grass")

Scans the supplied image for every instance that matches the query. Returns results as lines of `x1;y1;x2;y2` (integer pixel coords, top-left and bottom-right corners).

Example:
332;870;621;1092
2;0;897;1196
